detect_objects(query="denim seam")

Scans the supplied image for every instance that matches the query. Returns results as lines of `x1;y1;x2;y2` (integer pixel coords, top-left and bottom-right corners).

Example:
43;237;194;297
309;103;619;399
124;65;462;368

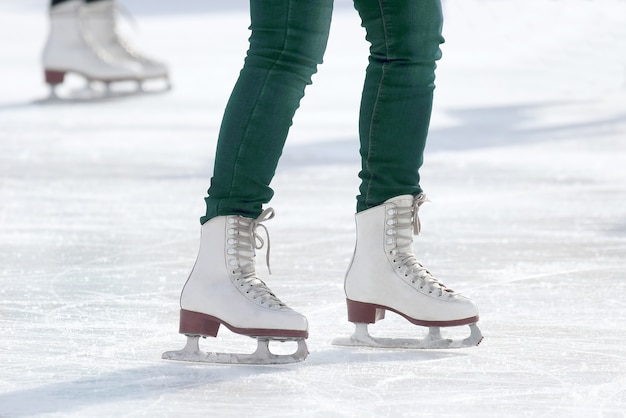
222;1;292;214
364;0;390;209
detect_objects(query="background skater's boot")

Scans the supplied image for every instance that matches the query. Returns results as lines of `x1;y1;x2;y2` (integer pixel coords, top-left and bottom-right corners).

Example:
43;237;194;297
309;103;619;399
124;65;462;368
333;194;483;349
81;0;170;90
42;0;142;97
162;208;309;364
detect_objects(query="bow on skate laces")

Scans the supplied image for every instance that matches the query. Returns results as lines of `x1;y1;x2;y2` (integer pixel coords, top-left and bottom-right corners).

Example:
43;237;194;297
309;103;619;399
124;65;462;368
411;193;430;235
249;208;275;275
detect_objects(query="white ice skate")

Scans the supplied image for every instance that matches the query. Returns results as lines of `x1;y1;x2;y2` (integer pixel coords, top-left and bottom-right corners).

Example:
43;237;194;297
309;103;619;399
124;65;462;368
81;0;171;91
162;209;309;365
332;194;483;349
42;0;143;99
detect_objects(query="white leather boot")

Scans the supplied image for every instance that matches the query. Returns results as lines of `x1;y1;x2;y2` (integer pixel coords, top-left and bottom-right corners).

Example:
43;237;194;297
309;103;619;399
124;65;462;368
163;209;309;364
336;194;482;348
179;209;308;338
81;0;170;85
42;0;142;90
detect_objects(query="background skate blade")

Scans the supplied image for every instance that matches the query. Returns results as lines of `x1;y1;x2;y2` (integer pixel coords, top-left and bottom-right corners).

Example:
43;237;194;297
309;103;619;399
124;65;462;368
162;337;308;365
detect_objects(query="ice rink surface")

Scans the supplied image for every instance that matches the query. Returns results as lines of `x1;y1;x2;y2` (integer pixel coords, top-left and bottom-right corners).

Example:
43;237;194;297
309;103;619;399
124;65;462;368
1;0;626;416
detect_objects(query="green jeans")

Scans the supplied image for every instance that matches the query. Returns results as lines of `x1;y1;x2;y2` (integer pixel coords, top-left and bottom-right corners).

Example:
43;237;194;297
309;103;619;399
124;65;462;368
201;0;444;223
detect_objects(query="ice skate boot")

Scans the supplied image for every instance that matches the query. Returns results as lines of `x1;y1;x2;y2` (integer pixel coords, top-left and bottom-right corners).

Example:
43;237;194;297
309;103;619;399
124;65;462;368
162;209;309;364
333;194;483;349
42;0;143;98
81;0;171;91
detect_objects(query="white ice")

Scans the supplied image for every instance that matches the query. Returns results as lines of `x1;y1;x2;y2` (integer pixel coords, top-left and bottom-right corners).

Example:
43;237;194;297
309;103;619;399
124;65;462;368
1;0;626;416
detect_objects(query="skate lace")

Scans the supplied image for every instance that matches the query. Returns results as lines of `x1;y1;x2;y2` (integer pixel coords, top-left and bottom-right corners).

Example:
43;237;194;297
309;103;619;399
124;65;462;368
387;194;456;298
227;209;286;309
80;1;152;62
77;8;118;63
112;3;157;62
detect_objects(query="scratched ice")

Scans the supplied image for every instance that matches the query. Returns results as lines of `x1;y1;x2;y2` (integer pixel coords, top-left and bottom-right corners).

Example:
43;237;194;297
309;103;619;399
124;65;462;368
1;0;626;416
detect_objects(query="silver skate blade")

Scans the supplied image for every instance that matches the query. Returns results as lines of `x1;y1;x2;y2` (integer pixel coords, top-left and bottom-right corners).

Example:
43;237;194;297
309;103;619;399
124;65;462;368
332;323;483;350
48;85;59;100
162;336;309;365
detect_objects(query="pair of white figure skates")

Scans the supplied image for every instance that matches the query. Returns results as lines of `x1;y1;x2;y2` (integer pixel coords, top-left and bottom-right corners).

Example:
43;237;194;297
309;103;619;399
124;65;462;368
163;194;483;365
42;0;169;98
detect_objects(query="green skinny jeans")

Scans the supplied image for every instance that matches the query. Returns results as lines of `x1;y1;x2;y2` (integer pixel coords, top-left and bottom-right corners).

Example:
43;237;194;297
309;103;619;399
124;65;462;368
201;0;444;223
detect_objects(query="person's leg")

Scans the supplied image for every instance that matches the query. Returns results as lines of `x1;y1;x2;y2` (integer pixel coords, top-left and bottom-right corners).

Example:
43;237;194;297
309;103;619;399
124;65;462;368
164;0;334;365
201;0;333;223
339;0;482;348
353;0;444;212
43;0;141;92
